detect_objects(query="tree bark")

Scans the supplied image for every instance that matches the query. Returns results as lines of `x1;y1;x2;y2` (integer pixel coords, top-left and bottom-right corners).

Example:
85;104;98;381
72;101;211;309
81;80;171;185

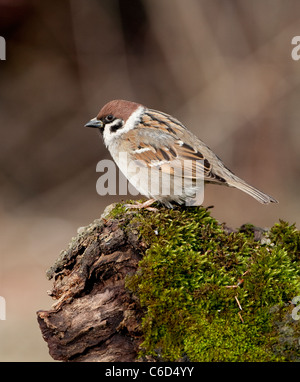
37;204;300;362
37;205;145;362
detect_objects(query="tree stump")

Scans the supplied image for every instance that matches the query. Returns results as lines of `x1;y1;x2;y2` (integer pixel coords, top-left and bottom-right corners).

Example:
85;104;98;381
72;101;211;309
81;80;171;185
37;204;145;362
37;203;300;362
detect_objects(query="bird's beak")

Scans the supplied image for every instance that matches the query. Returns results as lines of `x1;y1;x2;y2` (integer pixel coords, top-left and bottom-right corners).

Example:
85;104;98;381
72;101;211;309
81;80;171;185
85;117;103;129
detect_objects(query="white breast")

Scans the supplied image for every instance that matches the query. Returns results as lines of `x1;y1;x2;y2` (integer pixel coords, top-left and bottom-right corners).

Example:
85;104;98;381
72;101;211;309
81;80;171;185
103;105;151;196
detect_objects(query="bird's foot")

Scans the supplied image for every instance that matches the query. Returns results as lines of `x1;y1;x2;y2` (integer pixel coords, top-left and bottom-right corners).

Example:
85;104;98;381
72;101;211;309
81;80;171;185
124;199;158;212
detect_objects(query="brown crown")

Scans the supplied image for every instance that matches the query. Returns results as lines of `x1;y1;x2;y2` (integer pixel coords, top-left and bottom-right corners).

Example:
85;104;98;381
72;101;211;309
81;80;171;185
97;100;142;122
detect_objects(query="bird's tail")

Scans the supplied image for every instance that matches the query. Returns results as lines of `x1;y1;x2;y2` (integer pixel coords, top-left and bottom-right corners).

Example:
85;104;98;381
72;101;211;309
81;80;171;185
227;176;278;204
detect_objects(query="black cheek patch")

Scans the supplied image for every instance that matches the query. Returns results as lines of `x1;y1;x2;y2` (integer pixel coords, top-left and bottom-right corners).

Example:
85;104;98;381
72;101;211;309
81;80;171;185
110;121;123;133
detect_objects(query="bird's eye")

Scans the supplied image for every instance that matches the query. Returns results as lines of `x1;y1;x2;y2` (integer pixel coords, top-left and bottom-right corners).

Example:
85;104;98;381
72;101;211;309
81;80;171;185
105;114;114;123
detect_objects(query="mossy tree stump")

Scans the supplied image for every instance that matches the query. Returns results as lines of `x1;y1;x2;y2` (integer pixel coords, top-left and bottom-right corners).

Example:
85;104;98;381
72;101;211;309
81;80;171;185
37;202;300;361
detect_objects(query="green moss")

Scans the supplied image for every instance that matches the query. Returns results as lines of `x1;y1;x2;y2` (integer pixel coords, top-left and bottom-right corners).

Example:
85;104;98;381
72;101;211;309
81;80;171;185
112;202;300;361
269;220;300;263
106;202;127;219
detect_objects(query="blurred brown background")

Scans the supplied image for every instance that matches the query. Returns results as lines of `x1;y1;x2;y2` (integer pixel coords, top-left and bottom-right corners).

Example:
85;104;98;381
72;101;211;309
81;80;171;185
0;0;299;361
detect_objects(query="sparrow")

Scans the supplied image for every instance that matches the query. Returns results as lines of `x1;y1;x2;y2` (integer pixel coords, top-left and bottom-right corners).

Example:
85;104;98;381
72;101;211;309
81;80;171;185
85;99;278;209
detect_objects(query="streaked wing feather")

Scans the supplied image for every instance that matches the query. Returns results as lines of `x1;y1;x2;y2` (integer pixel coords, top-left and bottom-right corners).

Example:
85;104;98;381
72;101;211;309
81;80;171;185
123;111;227;184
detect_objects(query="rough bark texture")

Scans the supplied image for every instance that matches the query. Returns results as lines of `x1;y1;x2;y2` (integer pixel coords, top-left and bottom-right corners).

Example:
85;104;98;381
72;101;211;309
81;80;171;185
37;203;300;362
37;205;145;362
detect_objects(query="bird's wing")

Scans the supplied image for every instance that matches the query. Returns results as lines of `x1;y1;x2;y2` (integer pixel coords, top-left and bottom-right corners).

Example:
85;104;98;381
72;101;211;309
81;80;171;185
123;115;227;184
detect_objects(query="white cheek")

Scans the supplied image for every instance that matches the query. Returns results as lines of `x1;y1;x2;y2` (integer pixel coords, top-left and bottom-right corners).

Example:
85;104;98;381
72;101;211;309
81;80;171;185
103;124;117;147
103;106;145;148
